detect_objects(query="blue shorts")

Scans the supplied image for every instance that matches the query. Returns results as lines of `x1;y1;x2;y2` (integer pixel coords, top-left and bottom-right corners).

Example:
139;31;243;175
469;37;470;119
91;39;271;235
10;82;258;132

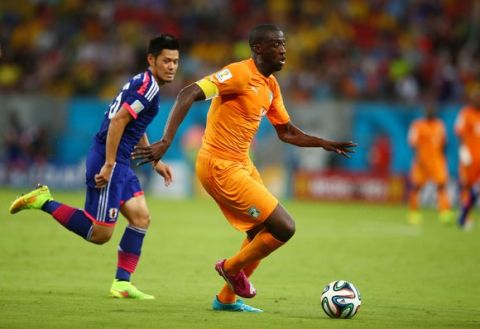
84;147;143;226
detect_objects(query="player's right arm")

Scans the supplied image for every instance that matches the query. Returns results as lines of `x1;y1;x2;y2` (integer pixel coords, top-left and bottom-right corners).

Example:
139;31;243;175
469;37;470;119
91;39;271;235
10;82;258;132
95;105;133;188
407;121;419;149
132;62;249;165
132;83;205;165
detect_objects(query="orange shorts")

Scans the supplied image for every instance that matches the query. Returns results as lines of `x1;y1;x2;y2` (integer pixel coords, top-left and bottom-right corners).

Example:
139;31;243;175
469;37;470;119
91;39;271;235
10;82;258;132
195;149;278;232
410;160;448;186
459;160;480;186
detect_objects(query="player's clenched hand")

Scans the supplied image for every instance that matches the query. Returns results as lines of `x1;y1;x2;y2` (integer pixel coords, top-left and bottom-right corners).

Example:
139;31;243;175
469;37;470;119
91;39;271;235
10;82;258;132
322;140;357;158
95;163;114;188
153;160;173;186
132;140;169;166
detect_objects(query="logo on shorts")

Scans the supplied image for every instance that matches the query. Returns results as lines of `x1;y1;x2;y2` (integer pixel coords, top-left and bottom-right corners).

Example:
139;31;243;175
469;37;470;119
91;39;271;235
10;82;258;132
248;206;260;219
108;208;119;219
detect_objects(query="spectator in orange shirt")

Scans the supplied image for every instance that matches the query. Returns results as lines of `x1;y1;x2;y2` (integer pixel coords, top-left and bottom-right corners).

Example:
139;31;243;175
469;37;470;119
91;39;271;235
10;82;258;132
455;86;480;229
407;101;452;224
133;24;356;312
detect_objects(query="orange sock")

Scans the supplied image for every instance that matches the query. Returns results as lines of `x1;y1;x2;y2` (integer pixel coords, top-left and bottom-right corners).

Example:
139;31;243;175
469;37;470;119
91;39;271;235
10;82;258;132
460;187;471;205
224;229;283;275
437;187;450;211
409;188;420;211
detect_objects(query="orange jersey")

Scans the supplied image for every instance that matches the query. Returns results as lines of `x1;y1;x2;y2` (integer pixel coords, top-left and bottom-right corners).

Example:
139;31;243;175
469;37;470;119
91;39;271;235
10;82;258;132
455;106;480;160
408;118;447;169
200;58;290;161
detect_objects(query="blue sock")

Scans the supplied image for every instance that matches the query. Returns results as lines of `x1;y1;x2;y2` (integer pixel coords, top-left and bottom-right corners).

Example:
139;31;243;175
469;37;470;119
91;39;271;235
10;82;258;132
116;225;147;281
41;200;93;240
458;189;478;227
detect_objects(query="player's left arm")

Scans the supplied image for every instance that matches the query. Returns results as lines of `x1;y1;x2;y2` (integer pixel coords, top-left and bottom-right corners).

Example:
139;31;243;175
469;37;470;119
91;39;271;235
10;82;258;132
268;78;356;157
273;121;357;158
440;122;448;155
136;133;173;186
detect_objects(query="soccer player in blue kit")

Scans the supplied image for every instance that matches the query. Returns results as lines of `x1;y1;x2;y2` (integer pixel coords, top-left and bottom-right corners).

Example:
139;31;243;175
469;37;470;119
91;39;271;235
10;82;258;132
9;34;180;299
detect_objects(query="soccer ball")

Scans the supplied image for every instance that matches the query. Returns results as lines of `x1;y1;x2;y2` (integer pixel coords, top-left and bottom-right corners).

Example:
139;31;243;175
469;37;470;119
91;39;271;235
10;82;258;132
320;280;361;319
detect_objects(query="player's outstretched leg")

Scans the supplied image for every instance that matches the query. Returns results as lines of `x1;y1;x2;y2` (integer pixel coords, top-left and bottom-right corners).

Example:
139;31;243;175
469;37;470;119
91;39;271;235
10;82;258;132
216;238;260;305
215;205;294;299
212;296;263;313
9;184;52;214
9;184;94;240
214;230;286;298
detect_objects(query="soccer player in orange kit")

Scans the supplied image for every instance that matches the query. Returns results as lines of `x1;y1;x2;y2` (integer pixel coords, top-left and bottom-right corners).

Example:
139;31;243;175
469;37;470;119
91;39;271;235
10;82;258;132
132;24;357;312
456;86;480;229
407;101;452;225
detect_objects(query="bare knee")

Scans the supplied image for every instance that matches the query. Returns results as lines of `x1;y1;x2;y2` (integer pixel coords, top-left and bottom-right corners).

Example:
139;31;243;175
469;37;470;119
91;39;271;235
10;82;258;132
279;217;296;242
129;213;151;229
264;204;296;242
89;225;113;245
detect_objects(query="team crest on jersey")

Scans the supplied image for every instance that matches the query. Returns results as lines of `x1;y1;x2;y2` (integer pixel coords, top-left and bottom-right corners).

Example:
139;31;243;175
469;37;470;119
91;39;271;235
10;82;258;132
108;208;119;219
215;69;233;83
248;206;260;219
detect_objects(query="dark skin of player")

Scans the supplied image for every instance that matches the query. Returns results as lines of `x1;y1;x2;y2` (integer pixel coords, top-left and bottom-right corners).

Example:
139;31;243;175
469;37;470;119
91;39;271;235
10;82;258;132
132;30;357;242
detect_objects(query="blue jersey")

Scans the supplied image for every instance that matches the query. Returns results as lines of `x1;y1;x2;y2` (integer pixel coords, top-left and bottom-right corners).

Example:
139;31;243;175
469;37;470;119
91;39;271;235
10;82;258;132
93;69;160;164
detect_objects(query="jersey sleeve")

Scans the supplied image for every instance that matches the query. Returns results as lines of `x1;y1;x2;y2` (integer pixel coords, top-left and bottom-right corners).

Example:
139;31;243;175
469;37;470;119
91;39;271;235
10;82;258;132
266;77;290;125
123;72;158;119
439;121;447;145
408;121;419;147
454;108;467;139
204;62;251;96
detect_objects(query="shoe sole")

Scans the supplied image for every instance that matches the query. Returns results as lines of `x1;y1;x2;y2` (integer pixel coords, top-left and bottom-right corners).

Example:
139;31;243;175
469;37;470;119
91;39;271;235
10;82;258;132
9;186;51;214
9;196;35;214
110;287;155;300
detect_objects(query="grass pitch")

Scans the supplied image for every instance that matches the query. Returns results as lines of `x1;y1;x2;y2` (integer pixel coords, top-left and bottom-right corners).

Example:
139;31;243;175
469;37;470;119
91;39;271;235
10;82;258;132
1;188;479;329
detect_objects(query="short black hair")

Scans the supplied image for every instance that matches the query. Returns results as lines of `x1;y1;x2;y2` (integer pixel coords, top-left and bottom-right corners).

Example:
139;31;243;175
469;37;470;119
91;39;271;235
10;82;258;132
148;34;179;57
248;24;282;49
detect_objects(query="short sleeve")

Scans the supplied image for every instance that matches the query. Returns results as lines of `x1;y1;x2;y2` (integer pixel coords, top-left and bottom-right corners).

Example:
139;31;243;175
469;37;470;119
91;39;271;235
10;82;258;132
455;108;467;137
122;72;158;119
266;77;290;125
439;121;447;144
408;121;418;146
205;62;251;96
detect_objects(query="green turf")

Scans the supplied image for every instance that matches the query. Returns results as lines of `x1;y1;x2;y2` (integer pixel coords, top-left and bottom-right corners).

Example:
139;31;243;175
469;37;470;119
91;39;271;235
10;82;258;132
1;188;479;329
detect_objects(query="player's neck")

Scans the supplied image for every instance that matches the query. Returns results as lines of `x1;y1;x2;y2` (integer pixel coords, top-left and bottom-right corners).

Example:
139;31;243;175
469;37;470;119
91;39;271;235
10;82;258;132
252;57;273;77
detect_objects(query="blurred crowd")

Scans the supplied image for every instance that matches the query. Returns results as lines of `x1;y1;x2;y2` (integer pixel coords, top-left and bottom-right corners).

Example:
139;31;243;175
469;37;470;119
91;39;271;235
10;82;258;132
1;0;480;103
3;111;49;183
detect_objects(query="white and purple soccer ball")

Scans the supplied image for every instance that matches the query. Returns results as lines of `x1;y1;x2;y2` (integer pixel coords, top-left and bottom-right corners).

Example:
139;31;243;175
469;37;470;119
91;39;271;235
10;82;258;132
321;280;361;319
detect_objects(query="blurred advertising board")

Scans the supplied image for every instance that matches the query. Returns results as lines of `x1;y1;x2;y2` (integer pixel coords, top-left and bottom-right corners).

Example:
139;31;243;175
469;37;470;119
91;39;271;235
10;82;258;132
293;170;407;203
